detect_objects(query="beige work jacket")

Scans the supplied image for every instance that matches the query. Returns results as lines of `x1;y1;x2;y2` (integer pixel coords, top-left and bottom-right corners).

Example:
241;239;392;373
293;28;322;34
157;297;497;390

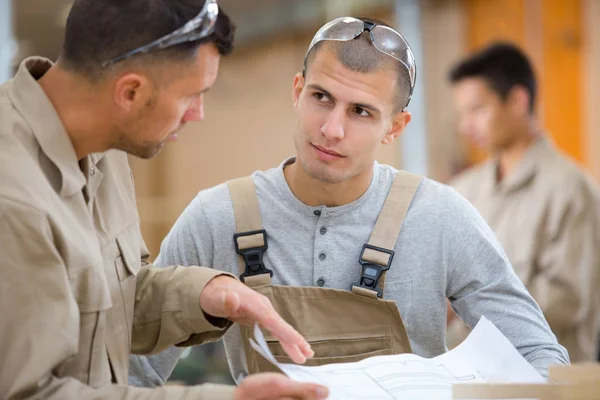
0;57;236;399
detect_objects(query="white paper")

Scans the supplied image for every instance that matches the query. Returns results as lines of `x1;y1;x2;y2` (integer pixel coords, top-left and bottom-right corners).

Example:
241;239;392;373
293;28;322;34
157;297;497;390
249;316;544;400
447;317;544;384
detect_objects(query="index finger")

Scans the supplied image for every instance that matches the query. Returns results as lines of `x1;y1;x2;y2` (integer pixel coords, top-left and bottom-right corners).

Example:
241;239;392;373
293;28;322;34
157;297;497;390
241;292;314;359
261;309;314;361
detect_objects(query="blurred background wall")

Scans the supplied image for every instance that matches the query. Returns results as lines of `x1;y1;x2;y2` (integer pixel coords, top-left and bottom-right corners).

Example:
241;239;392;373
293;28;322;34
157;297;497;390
0;0;15;82
4;0;599;258
2;0;599;386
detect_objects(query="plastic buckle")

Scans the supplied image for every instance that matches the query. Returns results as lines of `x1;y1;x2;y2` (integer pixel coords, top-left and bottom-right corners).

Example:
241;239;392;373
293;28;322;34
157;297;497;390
350;244;395;298
234;229;273;283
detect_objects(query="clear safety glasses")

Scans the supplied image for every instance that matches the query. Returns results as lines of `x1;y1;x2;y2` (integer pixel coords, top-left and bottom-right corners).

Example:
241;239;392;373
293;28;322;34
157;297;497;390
306;17;417;107
101;0;219;67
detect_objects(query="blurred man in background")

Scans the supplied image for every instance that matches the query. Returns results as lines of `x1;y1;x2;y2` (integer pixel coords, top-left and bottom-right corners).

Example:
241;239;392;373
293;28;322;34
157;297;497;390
448;42;600;362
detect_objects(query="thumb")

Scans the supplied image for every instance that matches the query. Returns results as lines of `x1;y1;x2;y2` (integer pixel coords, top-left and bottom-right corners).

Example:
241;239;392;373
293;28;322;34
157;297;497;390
201;288;237;318
222;290;241;317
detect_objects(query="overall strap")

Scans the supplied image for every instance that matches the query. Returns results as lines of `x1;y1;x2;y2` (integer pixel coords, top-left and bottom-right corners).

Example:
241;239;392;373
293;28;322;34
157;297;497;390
227;176;272;287
352;171;423;298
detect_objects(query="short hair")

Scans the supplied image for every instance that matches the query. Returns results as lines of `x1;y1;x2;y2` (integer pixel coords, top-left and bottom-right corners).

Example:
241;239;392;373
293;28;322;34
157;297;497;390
449;42;536;112
59;0;235;80
304;18;412;113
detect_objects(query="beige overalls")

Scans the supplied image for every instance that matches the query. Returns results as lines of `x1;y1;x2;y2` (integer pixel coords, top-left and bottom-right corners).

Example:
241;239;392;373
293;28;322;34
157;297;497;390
227;171;423;374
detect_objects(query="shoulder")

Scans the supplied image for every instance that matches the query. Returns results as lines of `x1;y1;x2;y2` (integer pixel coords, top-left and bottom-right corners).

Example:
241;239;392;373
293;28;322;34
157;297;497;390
0;87;54;211
384;166;483;230
544;149;597;192
384;165;471;211
537;148;600;213
0;194;50;236
419;177;482;225
186;164;282;221
448;162;489;195
181;181;234;229
196;165;281;204
0;143;51;213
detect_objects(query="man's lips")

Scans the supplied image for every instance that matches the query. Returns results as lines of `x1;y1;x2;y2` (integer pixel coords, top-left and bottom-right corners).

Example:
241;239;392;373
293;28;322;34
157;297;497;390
312;144;344;157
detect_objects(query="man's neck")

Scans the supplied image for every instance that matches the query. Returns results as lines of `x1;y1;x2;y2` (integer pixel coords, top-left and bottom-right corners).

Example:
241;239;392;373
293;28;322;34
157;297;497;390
497;122;540;182
283;160;374;207
38;65;111;160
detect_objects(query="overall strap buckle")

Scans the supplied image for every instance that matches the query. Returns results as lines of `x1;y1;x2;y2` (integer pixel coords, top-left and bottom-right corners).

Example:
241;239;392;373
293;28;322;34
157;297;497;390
351;244;394;298
234;229;273;283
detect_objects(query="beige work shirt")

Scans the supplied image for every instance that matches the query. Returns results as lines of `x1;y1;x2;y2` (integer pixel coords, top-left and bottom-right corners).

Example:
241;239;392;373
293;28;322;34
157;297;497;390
0;57;236;399
451;136;600;362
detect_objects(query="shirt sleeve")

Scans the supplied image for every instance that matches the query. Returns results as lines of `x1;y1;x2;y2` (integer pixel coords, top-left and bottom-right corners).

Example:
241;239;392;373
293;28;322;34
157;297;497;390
129;193;221;387
0;198;236;400
443;189;570;378
131;264;234;355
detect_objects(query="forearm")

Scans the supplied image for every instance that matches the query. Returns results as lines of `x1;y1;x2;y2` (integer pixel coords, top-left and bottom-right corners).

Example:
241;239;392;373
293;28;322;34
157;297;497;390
132;265;234;355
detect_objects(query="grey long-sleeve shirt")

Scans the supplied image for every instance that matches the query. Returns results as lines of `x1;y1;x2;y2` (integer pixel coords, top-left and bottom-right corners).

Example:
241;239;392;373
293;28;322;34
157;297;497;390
129;159;569;387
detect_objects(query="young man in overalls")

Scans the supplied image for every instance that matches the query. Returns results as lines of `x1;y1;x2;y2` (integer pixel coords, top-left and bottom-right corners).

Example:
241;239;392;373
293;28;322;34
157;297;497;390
130;17;569;386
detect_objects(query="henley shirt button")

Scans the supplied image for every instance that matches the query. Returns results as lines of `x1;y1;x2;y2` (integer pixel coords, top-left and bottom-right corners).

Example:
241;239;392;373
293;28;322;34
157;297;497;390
318;253;326;261
317;278;326;287
314;210;321;216
320;227;327;235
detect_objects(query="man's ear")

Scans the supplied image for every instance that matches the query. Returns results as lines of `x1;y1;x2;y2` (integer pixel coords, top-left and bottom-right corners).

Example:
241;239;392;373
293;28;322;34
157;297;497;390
506;84;532;116
113;73;153;112
292;72;305;109
382;111;412;144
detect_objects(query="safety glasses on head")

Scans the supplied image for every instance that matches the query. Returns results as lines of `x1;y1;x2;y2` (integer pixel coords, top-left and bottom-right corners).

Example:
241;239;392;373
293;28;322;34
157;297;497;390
101;0;219;67
305;17;416;108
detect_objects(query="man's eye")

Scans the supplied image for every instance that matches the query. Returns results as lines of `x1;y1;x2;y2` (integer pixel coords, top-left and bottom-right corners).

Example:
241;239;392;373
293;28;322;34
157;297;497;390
313;92;329;102
354;107;370;117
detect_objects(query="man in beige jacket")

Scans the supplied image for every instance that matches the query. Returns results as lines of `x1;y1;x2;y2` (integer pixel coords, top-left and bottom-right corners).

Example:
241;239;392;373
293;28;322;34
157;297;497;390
448;42;600;362
0;0;328;399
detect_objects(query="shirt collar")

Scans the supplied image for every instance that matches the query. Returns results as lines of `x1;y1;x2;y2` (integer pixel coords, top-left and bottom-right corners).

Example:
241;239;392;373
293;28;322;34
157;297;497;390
491;135;554;194
276;156;381;217
8;57;87;197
